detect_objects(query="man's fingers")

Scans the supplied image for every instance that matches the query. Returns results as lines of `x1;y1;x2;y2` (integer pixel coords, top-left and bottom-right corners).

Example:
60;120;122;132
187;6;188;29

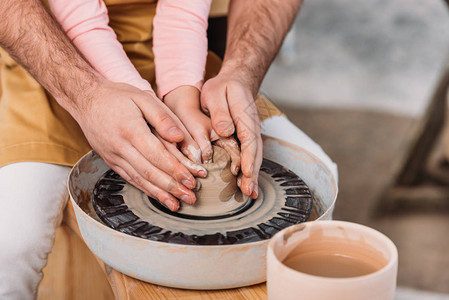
118;147;197;205
230;100;259;178
238;118;259;178
241;131;263;199
250;136;263;199
236;116;262;198
238;172;258;199
201;87;235;137
215;137;241;175
156;133;208;178
239;150;260;199
129;122;196;189
110;162;180;212
133;92;184;143
222;83;261;197
240;175;253;197
240;119;262;198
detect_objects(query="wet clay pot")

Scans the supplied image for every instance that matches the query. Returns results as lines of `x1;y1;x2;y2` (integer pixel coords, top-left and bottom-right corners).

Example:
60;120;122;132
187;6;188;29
178;146;248;217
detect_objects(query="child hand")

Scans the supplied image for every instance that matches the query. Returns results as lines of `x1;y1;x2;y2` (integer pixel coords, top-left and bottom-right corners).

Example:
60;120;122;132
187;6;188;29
164;86;241;175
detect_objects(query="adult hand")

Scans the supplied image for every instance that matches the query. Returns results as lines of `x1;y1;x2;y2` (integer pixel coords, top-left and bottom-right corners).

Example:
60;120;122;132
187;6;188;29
72;80;201;212
201;72;262;199
164;86;241;175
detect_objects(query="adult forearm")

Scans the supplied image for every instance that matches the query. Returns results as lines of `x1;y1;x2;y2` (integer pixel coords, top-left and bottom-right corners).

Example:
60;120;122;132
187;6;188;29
223;0;302;94
0;0;101;117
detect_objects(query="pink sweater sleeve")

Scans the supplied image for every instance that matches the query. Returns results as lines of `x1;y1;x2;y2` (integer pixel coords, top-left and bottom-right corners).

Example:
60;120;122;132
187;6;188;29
48;0;152;91
153;0;212;98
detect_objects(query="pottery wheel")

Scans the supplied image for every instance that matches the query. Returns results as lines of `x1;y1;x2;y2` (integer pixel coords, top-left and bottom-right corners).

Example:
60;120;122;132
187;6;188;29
92;147;313;246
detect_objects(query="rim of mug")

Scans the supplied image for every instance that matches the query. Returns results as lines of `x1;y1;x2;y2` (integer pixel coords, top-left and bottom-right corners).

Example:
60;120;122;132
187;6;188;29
267;220;398;282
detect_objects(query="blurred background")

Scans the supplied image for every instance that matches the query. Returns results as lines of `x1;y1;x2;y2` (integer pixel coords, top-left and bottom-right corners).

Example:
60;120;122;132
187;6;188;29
261;0;449;298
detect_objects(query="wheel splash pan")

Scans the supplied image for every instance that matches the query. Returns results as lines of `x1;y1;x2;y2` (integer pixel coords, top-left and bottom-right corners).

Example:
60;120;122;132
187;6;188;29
67;135;338;290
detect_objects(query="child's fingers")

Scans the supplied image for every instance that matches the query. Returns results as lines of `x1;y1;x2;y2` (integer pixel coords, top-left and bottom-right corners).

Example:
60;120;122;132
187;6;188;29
195;133;213;164
163;86;217;164
179;135;202;164
166;113;202;164
192;130;214;164
177;110;214;164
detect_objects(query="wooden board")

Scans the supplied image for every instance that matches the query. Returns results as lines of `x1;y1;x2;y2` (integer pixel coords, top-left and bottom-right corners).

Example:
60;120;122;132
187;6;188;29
102;269;267;300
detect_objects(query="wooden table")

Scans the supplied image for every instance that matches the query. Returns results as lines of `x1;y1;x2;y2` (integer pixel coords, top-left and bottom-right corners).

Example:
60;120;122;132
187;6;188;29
61;200;268;300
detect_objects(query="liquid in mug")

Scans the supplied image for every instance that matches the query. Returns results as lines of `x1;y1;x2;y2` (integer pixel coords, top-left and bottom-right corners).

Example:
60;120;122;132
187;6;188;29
282;242;388;278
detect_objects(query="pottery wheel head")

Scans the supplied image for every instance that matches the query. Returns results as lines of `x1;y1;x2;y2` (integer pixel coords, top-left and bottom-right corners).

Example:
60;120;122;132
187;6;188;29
178;146;248;218
92;155;314;245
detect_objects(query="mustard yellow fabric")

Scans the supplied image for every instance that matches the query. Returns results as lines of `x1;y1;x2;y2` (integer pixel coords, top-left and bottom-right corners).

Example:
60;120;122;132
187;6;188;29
0;0;281;168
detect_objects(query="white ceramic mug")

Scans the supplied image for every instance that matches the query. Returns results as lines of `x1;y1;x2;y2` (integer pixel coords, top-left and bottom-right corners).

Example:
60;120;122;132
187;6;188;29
267;221;398;300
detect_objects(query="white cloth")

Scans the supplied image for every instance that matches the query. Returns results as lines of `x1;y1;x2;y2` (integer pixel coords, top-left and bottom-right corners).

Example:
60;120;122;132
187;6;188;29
0;162;71;300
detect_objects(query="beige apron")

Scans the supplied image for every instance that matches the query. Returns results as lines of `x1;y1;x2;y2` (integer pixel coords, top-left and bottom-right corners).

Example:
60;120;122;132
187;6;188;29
0;0;281;168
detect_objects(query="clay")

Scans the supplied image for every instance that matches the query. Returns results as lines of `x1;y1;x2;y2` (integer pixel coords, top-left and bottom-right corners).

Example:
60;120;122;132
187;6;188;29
283;251;381;278
178;146;247;217
282;239;387;278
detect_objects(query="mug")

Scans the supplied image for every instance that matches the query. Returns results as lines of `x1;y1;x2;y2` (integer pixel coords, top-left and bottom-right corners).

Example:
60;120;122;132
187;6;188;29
267;221;398;300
